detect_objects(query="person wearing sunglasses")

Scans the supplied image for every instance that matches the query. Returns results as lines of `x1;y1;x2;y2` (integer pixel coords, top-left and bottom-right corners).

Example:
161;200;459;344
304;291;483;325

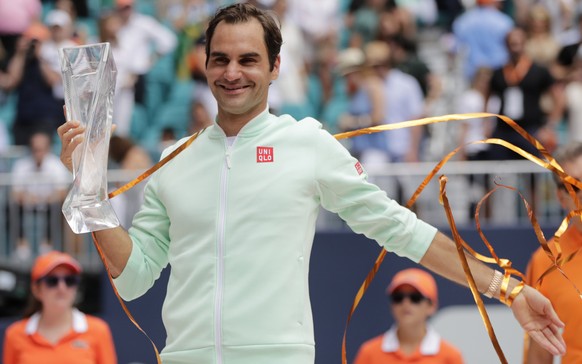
2;251;117;364
353;268;464;364
525;141;582;364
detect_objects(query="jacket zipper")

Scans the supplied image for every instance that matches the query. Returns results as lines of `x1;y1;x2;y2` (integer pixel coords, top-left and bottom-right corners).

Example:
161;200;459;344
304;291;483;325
215;138;234;364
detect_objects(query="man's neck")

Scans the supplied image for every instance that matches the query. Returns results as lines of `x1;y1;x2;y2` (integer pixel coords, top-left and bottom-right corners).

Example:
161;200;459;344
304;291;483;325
216;107;266;136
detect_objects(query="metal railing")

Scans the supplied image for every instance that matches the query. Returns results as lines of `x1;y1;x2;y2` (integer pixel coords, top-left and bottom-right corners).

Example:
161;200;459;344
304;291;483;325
0;158;566;268
316;159;564;231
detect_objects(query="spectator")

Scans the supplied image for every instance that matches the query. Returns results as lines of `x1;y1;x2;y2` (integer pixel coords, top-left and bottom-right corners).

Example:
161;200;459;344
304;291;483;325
53;0;90;45
353;268;464;364
394;0;438;28
456;67;497;162
0;0;41;69
3;251;117;364
187;34;217;122
115;0;177;108
336;47;387;163
390;35;442;114
6;22;64;146
268;0;310;118
536;0;576;44
524;5;561;69
488;27;564;160
345;0;389;48
39;9;78;105
525;141;582;364
307;35;343;131
98;11;139;138
188;99;213;134
10;132;70;260
562;51;582;144
556;6;581;47
367;40;425;163
434;0;464;31
287;0;342;66
377;2;417;45
554;14;582;80
455;67;498;220
164;0;215;80
108;135;153;229
452;0;514;84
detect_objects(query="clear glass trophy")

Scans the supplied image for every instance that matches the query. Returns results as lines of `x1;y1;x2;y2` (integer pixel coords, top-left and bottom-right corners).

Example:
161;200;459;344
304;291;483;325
60;42;120;234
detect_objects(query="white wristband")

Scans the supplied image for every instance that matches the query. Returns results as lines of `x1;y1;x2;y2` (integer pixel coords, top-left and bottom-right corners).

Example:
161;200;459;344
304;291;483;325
484;270;503;299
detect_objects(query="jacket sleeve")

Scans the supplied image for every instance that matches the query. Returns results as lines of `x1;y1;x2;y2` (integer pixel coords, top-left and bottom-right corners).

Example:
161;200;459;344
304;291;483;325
113;171;171;301
313;124;436;263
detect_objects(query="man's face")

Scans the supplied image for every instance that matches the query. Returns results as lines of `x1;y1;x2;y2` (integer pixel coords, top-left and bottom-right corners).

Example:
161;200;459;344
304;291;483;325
31;134;50;165
506;29;526;59
205;18;280;123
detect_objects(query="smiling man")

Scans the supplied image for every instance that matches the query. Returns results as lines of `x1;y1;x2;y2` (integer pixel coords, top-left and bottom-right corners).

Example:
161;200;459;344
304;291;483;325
57;3;566;364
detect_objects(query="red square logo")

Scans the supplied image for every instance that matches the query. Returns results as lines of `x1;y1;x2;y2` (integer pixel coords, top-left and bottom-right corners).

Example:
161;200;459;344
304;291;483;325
355;161;364;175
257;146;274;163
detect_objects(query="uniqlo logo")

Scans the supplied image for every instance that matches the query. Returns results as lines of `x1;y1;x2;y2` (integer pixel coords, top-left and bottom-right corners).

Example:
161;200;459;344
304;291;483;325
355;161;364;175
256;146;274;163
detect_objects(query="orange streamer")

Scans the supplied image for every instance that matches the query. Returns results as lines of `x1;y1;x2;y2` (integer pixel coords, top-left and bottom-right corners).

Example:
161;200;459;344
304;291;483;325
90;129;205;363
339;113;580;364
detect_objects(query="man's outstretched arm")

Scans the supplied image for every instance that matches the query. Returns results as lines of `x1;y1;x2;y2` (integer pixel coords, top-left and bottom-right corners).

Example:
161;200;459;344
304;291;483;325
420;231;566;356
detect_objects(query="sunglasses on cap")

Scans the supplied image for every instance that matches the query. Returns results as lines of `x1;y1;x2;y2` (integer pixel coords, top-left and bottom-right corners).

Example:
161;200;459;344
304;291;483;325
390;291;427;304
38;275;80;288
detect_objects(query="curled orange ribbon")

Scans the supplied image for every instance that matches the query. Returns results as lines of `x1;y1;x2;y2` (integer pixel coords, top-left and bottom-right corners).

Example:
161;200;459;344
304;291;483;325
89;129;205;364
338;113;581;364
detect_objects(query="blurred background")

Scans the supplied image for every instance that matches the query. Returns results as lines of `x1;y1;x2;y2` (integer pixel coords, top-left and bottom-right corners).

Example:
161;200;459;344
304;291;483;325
1;0;580;362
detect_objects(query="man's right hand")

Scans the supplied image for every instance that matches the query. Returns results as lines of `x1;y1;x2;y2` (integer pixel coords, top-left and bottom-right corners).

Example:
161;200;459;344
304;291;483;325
57;120;85;173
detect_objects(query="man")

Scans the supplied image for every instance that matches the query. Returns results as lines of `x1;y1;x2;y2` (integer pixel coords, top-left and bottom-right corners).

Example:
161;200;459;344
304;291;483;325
353;268;464;363
114;0;177;108
57;4;565;364
452;0;514;84
39;9;77;105
525;141;582;364
11;132;70;260
488;27;564;160
365;40;425;164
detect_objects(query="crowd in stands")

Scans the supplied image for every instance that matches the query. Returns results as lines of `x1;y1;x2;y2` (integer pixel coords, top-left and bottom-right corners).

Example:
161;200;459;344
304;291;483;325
1;0;582;258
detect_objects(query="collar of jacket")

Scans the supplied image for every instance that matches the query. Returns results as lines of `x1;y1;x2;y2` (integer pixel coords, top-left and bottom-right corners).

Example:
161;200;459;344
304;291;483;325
209;107;272;139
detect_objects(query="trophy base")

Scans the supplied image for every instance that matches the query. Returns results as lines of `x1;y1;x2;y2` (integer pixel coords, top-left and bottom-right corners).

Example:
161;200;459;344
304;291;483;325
63;198;120;234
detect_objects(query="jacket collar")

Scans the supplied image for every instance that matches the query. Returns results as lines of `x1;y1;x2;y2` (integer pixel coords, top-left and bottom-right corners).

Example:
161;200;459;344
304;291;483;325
381;324;441;355
209;107;272;139
25;308;88;335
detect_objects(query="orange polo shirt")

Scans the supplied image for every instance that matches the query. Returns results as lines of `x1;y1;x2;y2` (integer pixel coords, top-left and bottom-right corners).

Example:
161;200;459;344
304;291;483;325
353;326;464;364
3;309;117;364
526;225;582;364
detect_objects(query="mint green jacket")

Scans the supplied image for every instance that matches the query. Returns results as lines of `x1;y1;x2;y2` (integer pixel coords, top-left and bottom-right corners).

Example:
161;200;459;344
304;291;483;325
114;109;437;364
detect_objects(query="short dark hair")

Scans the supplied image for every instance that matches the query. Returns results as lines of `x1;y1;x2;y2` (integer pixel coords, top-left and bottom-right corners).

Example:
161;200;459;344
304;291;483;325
205;3;282;71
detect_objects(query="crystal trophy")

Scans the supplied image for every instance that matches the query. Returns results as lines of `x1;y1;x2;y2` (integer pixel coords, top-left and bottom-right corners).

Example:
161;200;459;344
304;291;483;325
60;42;120;234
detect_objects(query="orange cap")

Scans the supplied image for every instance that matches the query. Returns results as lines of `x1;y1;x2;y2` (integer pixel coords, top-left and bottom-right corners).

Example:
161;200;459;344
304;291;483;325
116;0;134;7
386;268;438;305
31;251;82;281
23;21;50;41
